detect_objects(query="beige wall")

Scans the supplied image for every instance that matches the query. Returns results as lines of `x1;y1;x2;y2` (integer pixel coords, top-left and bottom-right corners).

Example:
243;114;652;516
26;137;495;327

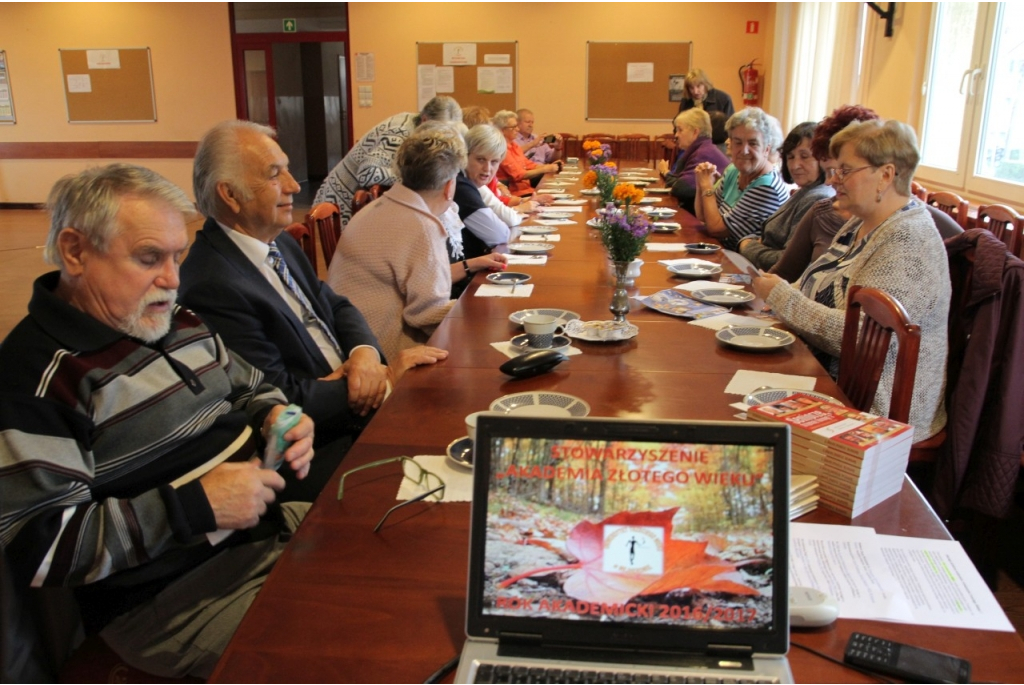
348;3;776;140
859;2;931;127
0;2;236;203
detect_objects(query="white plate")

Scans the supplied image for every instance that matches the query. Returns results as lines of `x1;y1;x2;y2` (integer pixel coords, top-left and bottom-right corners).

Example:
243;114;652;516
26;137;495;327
446;437;473;469
543;193;572;200
667;263;723;278
538;212;573;220
715;326;796;351
563;319;639;342
586;218;603;228
643;208;676;217
637;197;661;204
486;271;532;285
490;391;591;418
652;222;681;233
508;308;581;326
521;225;558;235
510;333;572;353
689;288;756;306
509;242;555;254
552;199;587;205
645;187;672;194
685;243;722;254
580;188;601;195
744;388;840;407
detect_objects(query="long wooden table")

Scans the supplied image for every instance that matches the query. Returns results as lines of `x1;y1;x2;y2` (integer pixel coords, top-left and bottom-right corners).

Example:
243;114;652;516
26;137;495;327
211;170;1024;683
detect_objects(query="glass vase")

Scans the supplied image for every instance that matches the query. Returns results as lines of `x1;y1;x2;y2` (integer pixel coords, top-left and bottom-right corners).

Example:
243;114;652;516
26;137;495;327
610;261;632;322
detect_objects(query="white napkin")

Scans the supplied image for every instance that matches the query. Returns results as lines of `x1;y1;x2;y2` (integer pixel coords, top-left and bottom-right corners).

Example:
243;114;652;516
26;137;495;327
539;205;583;213
673;280;743;292
475;283;535;298
646;243;691;252
396;455;474;502
658;257;716;267
533;219;576;226
505;254;548;265
520;234;561;242
724;370;818;396
490;341;582;359
551;199;587;206
688;313;777;330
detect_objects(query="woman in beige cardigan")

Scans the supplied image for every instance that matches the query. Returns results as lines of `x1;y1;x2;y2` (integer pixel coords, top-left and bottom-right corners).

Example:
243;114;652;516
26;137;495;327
328;125;504;360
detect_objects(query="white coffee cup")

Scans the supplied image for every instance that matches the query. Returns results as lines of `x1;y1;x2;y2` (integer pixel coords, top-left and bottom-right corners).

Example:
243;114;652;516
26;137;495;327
523;314;562;349
465;411;497;443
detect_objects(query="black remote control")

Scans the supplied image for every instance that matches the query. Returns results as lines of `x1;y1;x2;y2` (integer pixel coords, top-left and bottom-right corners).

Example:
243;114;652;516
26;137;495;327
844;632;971;683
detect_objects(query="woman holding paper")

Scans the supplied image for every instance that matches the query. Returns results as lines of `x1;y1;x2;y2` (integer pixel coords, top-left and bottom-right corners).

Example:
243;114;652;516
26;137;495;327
751;119;950;439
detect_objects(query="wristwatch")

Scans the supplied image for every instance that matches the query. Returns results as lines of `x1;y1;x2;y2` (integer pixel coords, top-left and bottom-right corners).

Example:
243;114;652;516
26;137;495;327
703;189;715;197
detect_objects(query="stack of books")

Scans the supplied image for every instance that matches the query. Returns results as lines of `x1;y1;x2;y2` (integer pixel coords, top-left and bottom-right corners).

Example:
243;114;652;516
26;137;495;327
790;474;819;519
749;394;914;517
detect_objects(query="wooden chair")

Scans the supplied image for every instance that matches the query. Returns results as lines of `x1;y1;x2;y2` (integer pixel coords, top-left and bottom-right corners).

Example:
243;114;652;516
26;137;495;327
581;133;616;158
910;180;928;202
352;188;374;218
926;191;970;229
284;222;317;271
306;202;342;271
838;285;921;425
976;203;1023;257
558;132;579;160
653;133;676;164
615;134;651;162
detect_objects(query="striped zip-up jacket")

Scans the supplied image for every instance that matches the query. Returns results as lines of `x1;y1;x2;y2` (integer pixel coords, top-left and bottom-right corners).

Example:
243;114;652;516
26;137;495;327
0;272;287;597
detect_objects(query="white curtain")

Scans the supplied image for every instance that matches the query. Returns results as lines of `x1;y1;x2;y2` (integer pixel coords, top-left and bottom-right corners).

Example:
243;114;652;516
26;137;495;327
773;2;867;133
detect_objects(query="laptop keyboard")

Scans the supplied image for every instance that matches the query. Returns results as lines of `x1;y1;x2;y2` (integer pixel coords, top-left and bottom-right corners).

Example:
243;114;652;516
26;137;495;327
472;663;780;683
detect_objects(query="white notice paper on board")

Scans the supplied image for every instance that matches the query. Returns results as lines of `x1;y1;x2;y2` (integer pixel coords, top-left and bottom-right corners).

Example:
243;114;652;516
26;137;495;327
417;64;436;111
484;54;510;65
493;67;513;93
477;67;496;94
86;49;120;69
443;43;476;66
626;62;654;83
67;74;92;93
435;66;454;93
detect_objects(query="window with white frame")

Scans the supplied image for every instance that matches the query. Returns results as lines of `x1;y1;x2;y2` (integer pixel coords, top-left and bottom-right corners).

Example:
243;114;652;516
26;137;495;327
918;2;1024;199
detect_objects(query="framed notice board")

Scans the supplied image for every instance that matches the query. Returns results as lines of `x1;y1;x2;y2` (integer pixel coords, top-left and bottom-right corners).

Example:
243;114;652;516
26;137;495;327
416;42;517;114
586;42;692;121
59;48;156;123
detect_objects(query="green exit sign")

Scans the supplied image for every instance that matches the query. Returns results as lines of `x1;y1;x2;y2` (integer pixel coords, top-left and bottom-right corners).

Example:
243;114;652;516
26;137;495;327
283;18;297;33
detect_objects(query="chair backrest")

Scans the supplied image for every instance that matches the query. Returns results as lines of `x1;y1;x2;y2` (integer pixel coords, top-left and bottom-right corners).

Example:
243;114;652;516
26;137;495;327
352;189;374;218
977;203;1024;258
284;222;317;271
926;191;970;229
837;285;922;424
910;180;928;202
653;133;676;163
558;133;580;160
615;134;651;162
306;202;342;271
581;133;616;158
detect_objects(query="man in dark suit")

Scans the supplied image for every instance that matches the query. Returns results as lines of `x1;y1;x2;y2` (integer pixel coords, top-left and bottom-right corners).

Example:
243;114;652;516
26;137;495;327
180;120;445;500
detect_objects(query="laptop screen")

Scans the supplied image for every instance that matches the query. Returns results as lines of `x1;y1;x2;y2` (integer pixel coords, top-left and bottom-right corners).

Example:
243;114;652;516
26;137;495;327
467;416;790;656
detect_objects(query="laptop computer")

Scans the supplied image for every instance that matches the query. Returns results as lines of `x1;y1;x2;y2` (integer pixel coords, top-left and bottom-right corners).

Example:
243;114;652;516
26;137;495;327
455;416;793;684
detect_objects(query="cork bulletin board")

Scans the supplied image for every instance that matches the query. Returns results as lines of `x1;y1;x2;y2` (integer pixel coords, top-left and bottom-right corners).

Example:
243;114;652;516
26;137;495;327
586;42;692;121
59;48;156;123
416;42;517;113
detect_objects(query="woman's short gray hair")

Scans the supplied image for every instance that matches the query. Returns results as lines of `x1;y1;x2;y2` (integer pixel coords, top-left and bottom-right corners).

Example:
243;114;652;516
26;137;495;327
193;120;276;218
830;119;920;196
419;96;462;124
673;109;712;139
465;124;508;161
45;163;194;267
397;125;468;191
725;107;784;153
492;110;517;130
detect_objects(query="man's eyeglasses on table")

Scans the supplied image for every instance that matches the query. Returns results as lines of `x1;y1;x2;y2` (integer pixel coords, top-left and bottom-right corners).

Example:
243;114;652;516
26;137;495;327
337;457;446;532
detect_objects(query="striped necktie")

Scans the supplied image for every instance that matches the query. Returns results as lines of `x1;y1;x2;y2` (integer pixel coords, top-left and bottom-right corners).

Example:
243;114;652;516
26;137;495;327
267;241;343;356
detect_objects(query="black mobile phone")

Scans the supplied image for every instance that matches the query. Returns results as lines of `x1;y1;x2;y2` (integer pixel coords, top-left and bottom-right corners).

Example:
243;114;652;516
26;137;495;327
844;632;971;683
543;134;557;144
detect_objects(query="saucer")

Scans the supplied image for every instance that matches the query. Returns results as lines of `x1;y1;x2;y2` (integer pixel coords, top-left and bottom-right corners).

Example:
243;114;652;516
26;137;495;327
685;243;722;254
510;334;572;353
509;242;555;254
486;271;532;285
446;437;473;469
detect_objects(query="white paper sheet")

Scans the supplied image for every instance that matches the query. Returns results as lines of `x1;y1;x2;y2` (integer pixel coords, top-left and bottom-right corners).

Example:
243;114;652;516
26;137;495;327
505;255;548;266
474;283;534;298
673;280;744;292
397;455;474;502
646;243;691;252
688;313;777;331
489;341;582;360
723;370;817;395
519;234;561;242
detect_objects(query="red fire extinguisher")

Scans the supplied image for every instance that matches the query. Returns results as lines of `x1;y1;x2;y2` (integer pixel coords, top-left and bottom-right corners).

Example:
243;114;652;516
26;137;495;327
739;60;760;106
